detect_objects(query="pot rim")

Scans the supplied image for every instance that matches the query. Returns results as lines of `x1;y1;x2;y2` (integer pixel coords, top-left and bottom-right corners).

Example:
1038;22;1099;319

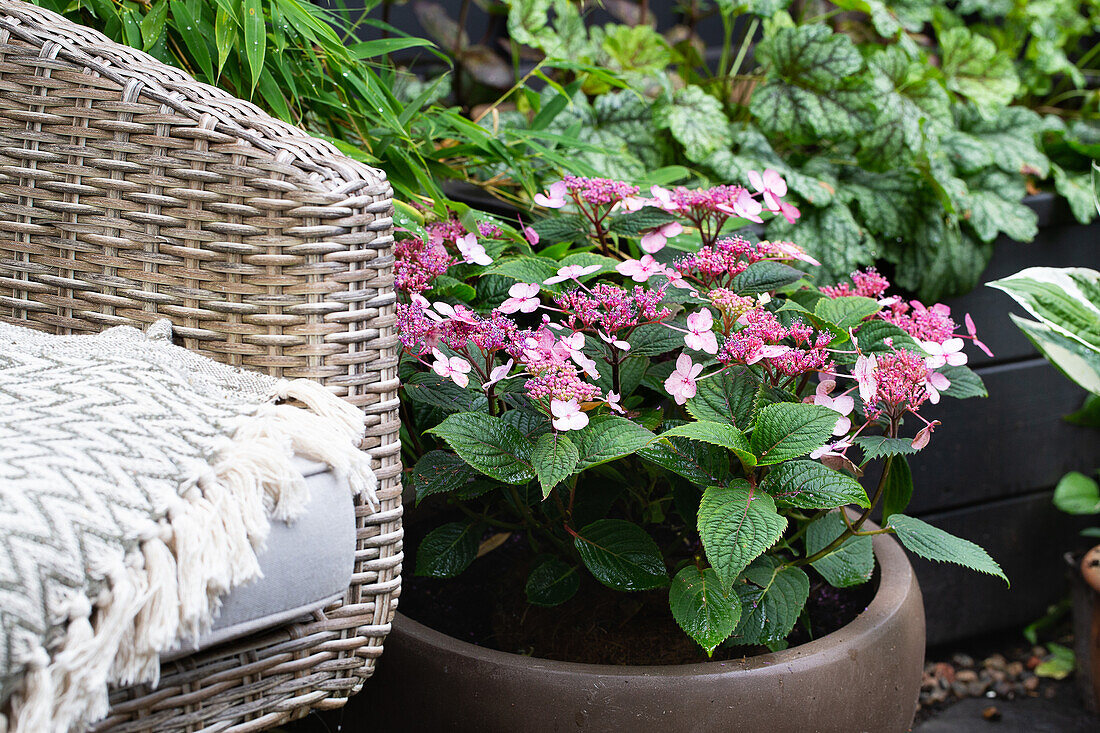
394;519;917;677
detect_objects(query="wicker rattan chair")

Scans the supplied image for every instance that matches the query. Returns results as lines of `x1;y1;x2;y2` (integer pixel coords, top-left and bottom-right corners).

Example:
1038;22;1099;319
0;0;402;730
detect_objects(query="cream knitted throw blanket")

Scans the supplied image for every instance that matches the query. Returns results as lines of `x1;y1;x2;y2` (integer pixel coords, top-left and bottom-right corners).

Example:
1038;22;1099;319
0;321;377;733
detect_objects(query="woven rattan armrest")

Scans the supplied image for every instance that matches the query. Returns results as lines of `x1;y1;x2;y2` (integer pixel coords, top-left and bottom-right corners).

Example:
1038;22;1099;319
0;1;402;730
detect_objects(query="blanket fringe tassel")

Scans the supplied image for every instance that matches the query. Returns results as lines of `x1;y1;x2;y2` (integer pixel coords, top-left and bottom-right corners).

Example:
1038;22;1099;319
3;378;375;733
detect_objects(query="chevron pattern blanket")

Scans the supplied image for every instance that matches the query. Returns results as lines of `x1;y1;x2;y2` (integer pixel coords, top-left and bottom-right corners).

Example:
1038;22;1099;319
0;321;376;733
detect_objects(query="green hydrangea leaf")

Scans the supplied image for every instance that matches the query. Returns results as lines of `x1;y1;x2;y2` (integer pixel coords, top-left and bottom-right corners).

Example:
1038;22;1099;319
698;482;786;590
670;566;741;655
410;450;483;505
532;432;579;497
525;556;581;606
415;522;480;578
731;556;810;647
938;364;988;399
886;514;1007;584
404;372;488;413
660;421;757;470
814;296;881;331
730;261;806;295
853;436;919;463
426;413;535;484
760;460;871;509
750;403;840;466
574;519;668;591
637;435;732;487
881;455;914;521
806;511;874;588
686;367;759;428
574;414;657;469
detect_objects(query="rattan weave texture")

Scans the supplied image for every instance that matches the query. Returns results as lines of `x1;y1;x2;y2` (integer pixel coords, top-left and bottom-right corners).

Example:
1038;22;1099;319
0;0;402;730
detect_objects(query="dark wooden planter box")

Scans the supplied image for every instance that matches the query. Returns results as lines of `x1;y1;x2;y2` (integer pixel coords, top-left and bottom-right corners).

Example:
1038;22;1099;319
910;193;1100;644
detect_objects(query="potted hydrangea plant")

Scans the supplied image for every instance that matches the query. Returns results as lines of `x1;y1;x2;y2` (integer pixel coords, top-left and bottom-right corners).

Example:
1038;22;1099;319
365;172;1004;731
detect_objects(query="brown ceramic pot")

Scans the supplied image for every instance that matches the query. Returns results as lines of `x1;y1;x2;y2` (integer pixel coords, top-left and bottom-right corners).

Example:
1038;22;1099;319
353;528;924;732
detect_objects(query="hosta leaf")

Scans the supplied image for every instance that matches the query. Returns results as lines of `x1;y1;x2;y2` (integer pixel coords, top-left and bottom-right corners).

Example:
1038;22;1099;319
731;556;810;647
886;514;1007;583
1053;472;1100;516
574;415;656;469
670;566;741;655
409;450;482;505
574;519;668;591
988;267;1100;351
760;460;870;509
1009;316;1100;395
940;27;1019;110
880;455;913;521
937;364;987;399
415;522;480;578
532;432;579;497
654;86;730;163
426;413;535;484
806;511;874;588
698;482;786;590
686;367;758;428
729;261;806;295
750;403;839;466
853;436;918;463
525;556;580;606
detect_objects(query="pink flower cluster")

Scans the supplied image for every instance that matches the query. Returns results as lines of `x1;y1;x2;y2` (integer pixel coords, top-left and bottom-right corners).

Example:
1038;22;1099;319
554;283;671;336
820;268;889;299
395;237;452;294
882;300;956;343
717;308;833;376
856;350;949;421
534;176;640;209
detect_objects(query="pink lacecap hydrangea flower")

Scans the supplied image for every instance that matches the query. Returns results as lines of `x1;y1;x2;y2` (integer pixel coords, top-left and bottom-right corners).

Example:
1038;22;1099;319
551;398;589;431
665;354;704;405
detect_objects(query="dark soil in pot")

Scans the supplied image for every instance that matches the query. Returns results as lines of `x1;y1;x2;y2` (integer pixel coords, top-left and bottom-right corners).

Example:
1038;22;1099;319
401;525;876;666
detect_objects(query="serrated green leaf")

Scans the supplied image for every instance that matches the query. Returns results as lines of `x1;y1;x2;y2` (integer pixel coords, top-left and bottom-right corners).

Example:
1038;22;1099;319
698;482;786;590
426;413;535;484
415;522;480;578
654;86;729;163
660;421;757;469
670;566;741;655
887;514;1007;583
531;215;591;245
814;296;881;331
731;556;810;647
806;511;874;588
410;450;482;505
637;436;732;486
525;556;580;607
854;436;918;462
729;261;806;295
532;432;579;497
574;414;656;469
486;256;563;286
760;460;870;509
853;320;921;354
750;403;839;465
403;372;487;413
685;367;758;428
881;455;913;521
629;319;688;357
1053;472;1100;515
607;207;677;237
938;365;988;399
574;519;668;591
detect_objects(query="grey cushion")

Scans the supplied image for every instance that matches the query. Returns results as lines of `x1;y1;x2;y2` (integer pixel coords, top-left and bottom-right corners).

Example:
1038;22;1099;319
167;456;356;657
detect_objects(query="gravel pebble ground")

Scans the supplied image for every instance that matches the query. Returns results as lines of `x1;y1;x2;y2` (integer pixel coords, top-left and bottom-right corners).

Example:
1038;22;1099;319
915;635;1097;730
